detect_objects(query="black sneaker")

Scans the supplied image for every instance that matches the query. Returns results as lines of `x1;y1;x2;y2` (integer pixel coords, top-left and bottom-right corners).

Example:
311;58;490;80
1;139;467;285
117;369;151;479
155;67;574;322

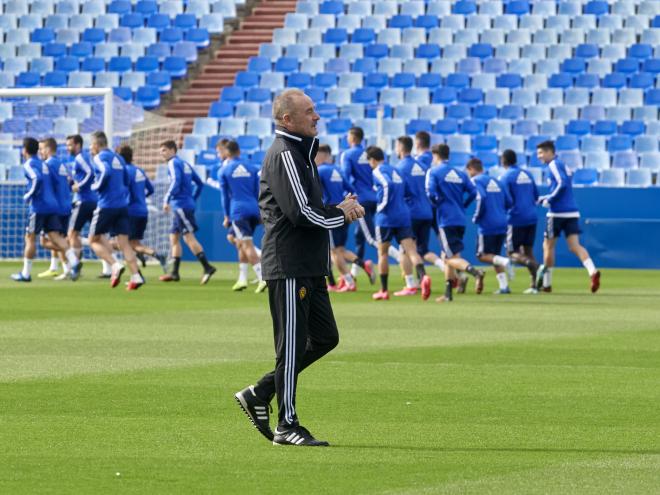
201;266;216;285
136;252;147;268
272;425;329;447
234;385;273;441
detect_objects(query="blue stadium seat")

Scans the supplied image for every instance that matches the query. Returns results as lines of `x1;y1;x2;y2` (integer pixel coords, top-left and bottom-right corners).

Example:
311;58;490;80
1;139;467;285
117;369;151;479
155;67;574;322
556;135;580;151
417;73;441;89
643;58;660;73
446;104;470;120
561;58;586;74
326;58;350;73
599;169;625;186
473;105;497;121
458;88;483;105
496;73;522;89
390;72;415;89
446;73;470;89
629;43;653;59
593;120;617;136
237;135;260;153
146;71;172;92
163;56;187;78
473;135;497;151
506;1;530;15
32;27;56;43
161;28;184;44
432;87;458;104
235;71;259;88
448;151;471;167
548;73;573;89
323;28;348;45
43;43;67;58
575;44;599;59
136;0;158;16
147;43;171;60
319;1;344;15
108;0;131;15
135;56;159;73
468;43;493;59
70;42;93;58
608;135;633;152
352;28;376;44
275;57;299;73
304;87;325;104
573;168;598;186
43;71;67;87
186;28;210;49
565;120;591;136
174;14;197;30
630;73;654;90
56;56;80;73
615;58;639;73
453;1;477;15
108;56;132;73
584;1;609;15
575;73;599;88
315;102;337;118
461;119;485;135
645;89;660;106
626;168;652;187
312;72;336;88
326;118;352;134
113;87;132;101
287;72;312;88
246;88;270;103
121;13;144;29
417;44;441;59
434;118;459;134
148;14;171;30
602;73;627;89
353;58;377;73
352;87;378;105
415;15;439;30
500;105;524;120
16;71;40;88
406;119;432;134
612;151;637;169
364;43;388;59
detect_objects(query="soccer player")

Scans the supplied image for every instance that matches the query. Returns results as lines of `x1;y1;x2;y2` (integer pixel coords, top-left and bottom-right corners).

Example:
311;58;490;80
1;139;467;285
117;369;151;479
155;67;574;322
426;144;485;302
88;131;144;290
340;127;376;270
11;137;80;282
38;137;75;280
65;134;115;278
316;144;375;291
367;146;431;301
500;149;540;293
394;136;434;296
159;140;216;284
116;145;167;272
414;130;433;167
466;158;514;294
535;141;601;293
218;139;267;293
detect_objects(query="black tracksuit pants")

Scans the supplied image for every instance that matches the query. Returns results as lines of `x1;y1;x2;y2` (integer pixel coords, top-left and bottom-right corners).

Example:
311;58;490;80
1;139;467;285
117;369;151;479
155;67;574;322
253;276;339;428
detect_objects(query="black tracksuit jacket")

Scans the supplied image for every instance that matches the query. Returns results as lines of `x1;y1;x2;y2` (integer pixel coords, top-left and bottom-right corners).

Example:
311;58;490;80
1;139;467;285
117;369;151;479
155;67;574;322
259;127;346;280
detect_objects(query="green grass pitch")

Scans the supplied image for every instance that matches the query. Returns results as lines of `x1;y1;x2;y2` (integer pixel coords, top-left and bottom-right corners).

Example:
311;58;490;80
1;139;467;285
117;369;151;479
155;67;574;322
1;261;659;494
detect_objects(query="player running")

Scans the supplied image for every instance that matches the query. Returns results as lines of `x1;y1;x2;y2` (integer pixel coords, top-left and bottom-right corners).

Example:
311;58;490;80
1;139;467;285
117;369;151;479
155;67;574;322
395;136;434;296
117;145;167;272
88;131;144;290
500;149;540;293
367;146;431;301
159;140;216;284
37;138;75;280
426;144;485;303
218;140;267;293
535;141;601;293
12;137;80;282
466;158;514;294
316;144;375;292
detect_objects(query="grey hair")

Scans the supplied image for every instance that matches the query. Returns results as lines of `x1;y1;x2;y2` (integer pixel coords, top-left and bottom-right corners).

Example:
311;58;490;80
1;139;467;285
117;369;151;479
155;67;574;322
91;130;108;147
272;89;307;124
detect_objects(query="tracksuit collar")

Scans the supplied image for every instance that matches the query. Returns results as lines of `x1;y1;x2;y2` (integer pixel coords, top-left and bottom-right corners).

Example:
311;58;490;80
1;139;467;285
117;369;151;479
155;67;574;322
275;126;319;167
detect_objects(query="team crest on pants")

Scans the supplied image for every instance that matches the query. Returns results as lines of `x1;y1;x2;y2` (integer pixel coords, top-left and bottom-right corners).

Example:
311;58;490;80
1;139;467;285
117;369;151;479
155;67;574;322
298;286;307;300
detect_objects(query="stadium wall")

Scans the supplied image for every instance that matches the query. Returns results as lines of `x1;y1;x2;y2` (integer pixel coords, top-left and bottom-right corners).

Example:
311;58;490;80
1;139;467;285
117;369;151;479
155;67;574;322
191;186;660;269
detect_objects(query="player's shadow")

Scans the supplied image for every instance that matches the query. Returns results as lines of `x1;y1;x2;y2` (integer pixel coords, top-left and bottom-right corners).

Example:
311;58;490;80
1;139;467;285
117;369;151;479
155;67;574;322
338;445;660;455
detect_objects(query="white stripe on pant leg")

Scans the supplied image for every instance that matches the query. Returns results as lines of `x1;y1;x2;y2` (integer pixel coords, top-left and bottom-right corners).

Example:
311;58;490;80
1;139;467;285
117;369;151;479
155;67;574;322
176;208;194;233
69;203;80;232
358;217;377;246
231;221;244;241
547;217;554;239
89;207;100;237
284;278;296;425
375;226;381;244
477;234;484;256
328;230;335;250
506;225;513;252
284;279;292;424
439;228;453;258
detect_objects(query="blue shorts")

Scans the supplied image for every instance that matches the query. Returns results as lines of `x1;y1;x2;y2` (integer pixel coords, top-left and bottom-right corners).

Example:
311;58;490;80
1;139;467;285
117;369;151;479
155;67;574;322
90;207;129;237
330;223;349;248
26;212;62;235
412;219;433;256
477;233;506;257
232;216;260;240
438;226;465;257
545;216;580;240
507;224;536;252
69;201;97;233
171;208;198;234
129;216;148;240
58;214;70;235
375;225;413;244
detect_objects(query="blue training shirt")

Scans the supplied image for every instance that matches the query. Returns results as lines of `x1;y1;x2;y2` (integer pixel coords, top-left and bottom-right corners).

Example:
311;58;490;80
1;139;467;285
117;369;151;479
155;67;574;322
92;148;130;209
425;162;476;228
415;150;433;168
317;162;354;205
126;163;154;218
472;173;512;236
218;157;260;220
23;156;59;214
501;165;539;227
69;152;97;204
163;155;203;211
395;155;433;221
45;156;72;216
373;163;411;228
340;144;377;204
538;158;579;217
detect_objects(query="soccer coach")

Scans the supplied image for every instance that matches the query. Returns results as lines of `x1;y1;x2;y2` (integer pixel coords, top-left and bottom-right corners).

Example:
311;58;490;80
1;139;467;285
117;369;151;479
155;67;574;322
235;89;365;447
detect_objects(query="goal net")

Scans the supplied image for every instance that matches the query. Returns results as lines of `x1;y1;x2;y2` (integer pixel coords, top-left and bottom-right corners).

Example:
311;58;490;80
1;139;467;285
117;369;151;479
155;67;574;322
0;87;184;261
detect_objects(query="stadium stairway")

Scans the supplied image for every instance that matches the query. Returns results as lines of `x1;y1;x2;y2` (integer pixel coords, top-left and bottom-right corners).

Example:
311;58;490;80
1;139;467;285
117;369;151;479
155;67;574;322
165;0;297;124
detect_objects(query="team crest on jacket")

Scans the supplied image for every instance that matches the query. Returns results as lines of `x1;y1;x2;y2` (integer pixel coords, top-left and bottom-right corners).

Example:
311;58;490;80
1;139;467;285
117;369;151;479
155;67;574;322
298;286;307;300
